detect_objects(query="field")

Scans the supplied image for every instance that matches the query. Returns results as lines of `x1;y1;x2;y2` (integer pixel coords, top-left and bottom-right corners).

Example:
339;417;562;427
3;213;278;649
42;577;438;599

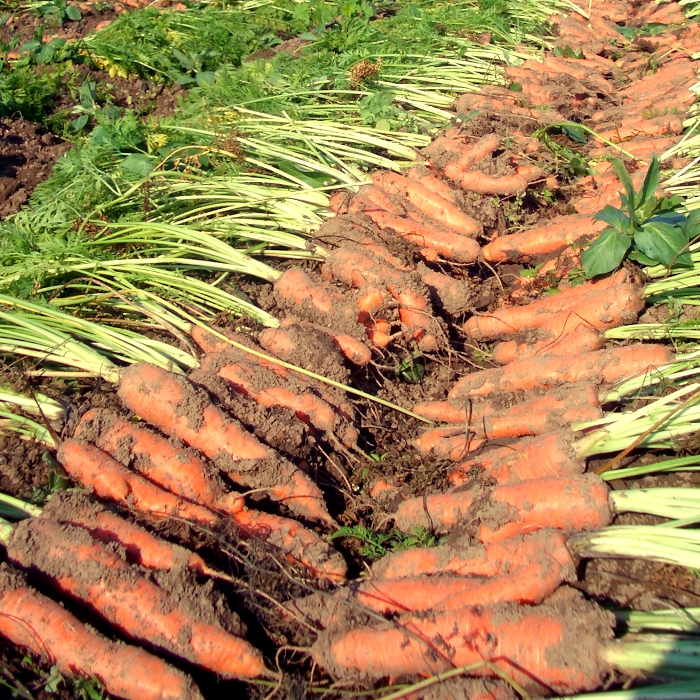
3;0;700;698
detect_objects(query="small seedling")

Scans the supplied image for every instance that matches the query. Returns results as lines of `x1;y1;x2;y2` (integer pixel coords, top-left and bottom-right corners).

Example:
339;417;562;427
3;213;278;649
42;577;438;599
395;351;424;383
581;155;697;278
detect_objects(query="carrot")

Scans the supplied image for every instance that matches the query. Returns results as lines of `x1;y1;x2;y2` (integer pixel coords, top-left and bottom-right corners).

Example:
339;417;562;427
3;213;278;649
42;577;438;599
57;440;221;527
0;564;205;700
447;429;584;486
415;382;600;425
596;116;684;143
6;518;267;679
393;473;611;539
355;184;405;215
311;592;614;693
432;134;501;181
413;429;485;460
117;363;334;525
481;214;607;262
197;353;357;450
404;678;516;700
406;166;459;203
290;556;572;628
455;165;543;196
447;344;674;399
392;286;440;351
74;409;244;516
419;266;470;315
323;246;408;290
41;490;214;577
371;529;572;580
371;171;482;236
464;269;631;340
491;326;606;365
364;208;481;263
231;507;347;582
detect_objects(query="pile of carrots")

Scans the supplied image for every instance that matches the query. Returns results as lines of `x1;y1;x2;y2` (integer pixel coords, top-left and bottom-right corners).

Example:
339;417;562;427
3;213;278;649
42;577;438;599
3;0;700;697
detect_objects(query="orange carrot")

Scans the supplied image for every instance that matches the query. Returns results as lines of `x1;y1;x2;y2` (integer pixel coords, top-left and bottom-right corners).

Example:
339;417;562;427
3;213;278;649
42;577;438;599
393;473;611;540
6;519;267;679
455;165;543;196
491;327;605;365
406;167;459;203
197;353;357;449
311;593;614;693
419;267;470;315
371;529;571;579
372;171;482;236
41;490;214;577
0;564;205;700
364;208;481;263
74;409;243;516
57;440;221;527
413;428;485;460
448;429;585;486
481;214;607;262
446;344;674;399
392;286;440;351
231;507;347;582
464;270;631;340
117;363;333;525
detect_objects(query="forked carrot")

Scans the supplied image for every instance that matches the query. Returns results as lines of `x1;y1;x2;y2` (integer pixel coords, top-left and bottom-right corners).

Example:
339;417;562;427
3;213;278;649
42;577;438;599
6;518;267;679
57;440;221;527
393;473;612;538
311;593;614;693
447;345;674;399
0;564;205;700
117;363;334;525
74;409;244;516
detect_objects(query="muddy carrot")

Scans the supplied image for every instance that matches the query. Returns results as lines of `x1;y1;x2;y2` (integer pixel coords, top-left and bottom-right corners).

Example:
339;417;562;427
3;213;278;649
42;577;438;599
464;270;631;340
413;428;485;460
372;171;482;235
365;208;481;263
406;167;459;203
448;429;585;486
481;214;608;262
419;266;470;315
393;473;612;539
432;133;502;181
371;529;571;579
0;564;205;700
392;286;440;351
455;165;542;196
41;490;214;577
117;363;333;525
74;409;243;516
447;345;674;399
5;518;267;679
232;507;347;582
491;327;605;365
57;440;221;527
311;593;614;693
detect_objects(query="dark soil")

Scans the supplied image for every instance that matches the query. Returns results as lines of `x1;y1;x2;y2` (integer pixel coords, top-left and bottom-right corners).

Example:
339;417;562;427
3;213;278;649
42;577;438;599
0;118;71;216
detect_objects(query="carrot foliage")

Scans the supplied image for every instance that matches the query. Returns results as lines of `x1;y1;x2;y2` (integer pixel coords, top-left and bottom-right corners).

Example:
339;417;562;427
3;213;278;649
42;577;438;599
582;156;699;277
329;524;438;559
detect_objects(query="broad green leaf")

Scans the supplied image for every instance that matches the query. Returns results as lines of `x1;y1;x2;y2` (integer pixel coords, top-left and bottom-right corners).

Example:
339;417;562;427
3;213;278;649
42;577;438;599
298;32;318;41
610;157;637;222
65;4;81;20
71;113;89;131
581;227;632;278
562;124;587;144
0;13;10;27
628;249;657;266
593;204;630;232
614;25;639;40
195;70;216;86
636;155;660;211
79;80;96;109
508;81;522;92
120;153;154;176
635;221;691;267
172;49;194;71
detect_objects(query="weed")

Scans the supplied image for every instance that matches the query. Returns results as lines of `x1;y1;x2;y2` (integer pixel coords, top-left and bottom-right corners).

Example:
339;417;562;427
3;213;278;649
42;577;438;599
329;524;439;559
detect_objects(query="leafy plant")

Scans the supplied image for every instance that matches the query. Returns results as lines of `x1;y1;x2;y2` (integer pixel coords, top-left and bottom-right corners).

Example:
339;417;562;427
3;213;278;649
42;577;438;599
395;351;424;383
329;524;438;558
34;0;81;25
581;156;698;278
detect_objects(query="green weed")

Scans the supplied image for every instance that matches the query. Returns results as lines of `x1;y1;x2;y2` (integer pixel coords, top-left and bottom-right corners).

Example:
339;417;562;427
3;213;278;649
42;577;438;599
329;524;439;559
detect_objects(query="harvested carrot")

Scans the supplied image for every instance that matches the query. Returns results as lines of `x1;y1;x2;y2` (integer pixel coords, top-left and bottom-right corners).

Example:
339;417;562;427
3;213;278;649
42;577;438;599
491;326;605;365
231;507;347;582
197;353;358;450
392;286;440;351
41;490;214;576
6;518;267;679
482;214;607;262
74;409;243;516
406;166;459;203
464;270;631;340
372;529;572;579
0;564;205;700
447;429;584;486
117;363;334;525
290;555;572;628
404;678;516;700
413;428;485;460
364;208;481;263
455;165;543;196
419;266;470;315
311;592;614;693
447;345;674;399
393;473;612;538
372;171;482;235
57;440;221;527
